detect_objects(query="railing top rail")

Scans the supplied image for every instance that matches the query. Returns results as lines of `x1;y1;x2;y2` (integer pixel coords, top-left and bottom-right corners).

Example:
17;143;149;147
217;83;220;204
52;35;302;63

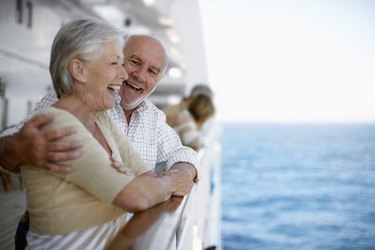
106;195;187;250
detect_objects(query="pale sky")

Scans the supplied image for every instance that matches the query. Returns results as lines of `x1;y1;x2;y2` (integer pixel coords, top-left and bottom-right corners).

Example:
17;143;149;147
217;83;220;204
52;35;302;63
199;0;375;123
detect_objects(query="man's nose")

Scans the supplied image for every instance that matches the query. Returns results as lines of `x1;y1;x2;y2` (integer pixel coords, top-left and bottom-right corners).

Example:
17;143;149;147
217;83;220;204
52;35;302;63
133;66;148;83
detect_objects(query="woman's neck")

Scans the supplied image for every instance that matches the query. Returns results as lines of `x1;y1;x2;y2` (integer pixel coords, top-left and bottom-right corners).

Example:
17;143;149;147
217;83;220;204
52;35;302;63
53;94;98;132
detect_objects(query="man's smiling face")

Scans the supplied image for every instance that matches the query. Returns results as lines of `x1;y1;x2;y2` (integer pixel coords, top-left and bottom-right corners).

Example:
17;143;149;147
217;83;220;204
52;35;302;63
119;35;167;111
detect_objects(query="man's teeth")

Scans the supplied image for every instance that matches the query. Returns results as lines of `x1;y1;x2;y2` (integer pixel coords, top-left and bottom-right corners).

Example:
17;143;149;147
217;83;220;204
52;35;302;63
108;84;121;91
127;82;141;90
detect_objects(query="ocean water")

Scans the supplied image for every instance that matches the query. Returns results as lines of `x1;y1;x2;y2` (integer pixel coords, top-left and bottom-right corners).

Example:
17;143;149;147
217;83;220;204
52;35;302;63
220;123;375;250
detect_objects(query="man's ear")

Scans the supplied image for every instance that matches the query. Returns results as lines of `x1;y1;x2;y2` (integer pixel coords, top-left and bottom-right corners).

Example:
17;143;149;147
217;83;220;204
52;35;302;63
69;58;86;82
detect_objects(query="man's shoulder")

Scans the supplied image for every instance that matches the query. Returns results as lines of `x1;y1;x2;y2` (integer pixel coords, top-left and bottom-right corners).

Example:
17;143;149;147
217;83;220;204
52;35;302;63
142;99;165;115
143;99;158;109
140;99;167;125
40;90;58;102
0;90;58;137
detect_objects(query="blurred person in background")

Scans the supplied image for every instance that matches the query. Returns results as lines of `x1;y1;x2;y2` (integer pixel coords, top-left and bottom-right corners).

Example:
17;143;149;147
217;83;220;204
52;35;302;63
163;85;215;151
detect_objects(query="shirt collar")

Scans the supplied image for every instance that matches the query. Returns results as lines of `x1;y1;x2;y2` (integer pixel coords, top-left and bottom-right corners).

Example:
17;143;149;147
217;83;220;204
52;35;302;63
135;99;149;113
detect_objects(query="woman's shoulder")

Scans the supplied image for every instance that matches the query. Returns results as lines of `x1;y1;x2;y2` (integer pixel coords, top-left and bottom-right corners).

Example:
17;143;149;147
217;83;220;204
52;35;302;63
33;107;84;131
34;106;69;117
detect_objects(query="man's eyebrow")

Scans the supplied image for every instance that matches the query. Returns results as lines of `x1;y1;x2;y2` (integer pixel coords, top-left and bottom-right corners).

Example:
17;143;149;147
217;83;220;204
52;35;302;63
128;55;140;60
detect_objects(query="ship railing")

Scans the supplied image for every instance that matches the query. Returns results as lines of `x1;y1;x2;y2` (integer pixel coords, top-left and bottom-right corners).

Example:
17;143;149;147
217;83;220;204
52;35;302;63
107;122;222;250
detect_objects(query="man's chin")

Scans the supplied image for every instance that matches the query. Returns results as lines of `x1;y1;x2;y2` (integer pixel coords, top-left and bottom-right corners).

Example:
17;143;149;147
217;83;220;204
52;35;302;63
121;100;141;111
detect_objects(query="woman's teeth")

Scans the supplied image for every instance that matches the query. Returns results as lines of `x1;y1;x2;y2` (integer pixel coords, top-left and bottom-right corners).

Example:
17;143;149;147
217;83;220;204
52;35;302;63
108;84;121;91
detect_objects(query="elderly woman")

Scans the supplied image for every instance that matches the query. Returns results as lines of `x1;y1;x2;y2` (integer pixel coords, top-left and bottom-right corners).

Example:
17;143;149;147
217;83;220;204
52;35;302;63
20;17;189;249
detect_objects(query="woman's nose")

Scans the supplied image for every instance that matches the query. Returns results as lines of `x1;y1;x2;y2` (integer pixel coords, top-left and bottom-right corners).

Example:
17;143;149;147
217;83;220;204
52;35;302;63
119;65;129;80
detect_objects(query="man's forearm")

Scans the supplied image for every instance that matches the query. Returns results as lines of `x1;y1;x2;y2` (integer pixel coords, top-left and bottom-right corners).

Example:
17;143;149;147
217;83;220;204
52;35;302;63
0;135;21;172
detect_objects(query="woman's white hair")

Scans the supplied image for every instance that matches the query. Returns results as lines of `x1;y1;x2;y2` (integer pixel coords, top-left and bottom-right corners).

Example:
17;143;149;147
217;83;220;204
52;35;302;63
49;16;124;97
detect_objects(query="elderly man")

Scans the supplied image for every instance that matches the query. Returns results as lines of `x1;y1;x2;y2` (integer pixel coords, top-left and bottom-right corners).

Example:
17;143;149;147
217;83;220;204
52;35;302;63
0;34;198;249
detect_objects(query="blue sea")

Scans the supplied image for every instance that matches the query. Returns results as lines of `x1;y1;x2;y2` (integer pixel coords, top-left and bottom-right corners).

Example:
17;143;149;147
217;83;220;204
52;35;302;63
220;123;375;250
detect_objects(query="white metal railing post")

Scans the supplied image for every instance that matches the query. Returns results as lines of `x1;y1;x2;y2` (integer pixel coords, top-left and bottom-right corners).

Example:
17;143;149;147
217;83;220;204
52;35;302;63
176;121;222;250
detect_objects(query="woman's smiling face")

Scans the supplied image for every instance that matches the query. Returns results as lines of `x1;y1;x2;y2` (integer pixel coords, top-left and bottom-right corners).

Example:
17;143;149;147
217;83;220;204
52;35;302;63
81;40;128;112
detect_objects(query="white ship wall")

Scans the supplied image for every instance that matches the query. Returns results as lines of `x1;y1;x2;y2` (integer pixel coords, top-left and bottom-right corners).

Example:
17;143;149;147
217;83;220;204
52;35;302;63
0;0;209;129
0;0;62;127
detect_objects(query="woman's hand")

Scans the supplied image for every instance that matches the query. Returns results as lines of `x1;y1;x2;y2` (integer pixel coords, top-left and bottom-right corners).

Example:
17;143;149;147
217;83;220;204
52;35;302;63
110;156;135;177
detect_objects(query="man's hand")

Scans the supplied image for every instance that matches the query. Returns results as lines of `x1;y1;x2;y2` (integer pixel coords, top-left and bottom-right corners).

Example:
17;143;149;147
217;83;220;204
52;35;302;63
167;162;197;196
0;114;82;173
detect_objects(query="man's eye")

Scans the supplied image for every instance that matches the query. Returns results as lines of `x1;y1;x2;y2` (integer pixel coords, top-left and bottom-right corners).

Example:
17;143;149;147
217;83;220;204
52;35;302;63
111;62;118;65
129;60;140;65
149;70;158;77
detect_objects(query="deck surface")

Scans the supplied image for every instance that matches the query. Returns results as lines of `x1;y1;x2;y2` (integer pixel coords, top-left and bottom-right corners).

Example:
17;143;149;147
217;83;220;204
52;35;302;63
0;174;26;250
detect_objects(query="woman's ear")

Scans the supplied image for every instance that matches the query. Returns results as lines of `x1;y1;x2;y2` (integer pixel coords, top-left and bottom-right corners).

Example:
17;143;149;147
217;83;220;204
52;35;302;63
69;58;86;82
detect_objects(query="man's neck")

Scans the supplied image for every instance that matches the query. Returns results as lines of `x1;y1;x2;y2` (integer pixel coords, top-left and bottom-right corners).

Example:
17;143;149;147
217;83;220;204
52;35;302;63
124;109;134;123
121;102;142;123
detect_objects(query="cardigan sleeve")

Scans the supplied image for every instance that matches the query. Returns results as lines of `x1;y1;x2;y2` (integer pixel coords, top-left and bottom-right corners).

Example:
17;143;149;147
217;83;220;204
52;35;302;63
33;107;134;204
